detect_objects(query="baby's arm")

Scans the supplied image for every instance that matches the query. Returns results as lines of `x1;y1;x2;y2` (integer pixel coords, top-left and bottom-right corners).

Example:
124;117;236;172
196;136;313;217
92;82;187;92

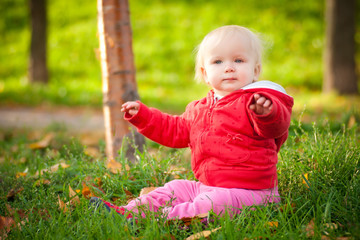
121;101;191;148
249;93;272;115
121;101;140;116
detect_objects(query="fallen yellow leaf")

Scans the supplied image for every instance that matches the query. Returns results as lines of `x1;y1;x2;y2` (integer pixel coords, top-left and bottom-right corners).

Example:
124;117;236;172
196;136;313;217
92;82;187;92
81;183;93;199
302;173;310;188
35;162;70;176
107;159;130;174
69;186;80;205
28;133;54;149
58;195;68;213
195;213;208;219
84;147;101;158
185;227;221;240
35;179;51;187
267;221;279;228
16;172;27;178
139;187;158;196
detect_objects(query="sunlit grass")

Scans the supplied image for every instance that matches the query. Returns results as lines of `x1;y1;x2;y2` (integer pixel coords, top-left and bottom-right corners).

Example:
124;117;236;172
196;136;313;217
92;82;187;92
0;119;359;239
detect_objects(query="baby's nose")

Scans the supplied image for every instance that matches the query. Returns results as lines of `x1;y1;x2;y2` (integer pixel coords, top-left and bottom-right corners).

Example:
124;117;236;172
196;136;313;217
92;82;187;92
225;65;235;72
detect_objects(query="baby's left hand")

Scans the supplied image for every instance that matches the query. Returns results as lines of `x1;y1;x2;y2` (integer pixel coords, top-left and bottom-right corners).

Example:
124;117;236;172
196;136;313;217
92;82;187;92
249;93;273;115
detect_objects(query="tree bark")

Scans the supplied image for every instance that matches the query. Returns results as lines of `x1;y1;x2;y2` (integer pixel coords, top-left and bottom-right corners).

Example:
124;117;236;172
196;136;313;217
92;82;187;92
29;0;48;83
323;0;358;94
97;0;145;162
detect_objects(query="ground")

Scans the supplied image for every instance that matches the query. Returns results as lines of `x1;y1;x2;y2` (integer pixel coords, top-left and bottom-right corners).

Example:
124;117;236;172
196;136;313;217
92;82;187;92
0;106;104;134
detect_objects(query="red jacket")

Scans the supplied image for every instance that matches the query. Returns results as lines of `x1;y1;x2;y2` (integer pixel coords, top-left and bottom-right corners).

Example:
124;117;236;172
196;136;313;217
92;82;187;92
125;81;294;189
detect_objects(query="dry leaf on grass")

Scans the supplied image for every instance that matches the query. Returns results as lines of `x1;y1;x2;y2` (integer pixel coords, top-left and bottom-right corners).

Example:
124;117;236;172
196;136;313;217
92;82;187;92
6;187;24;202
107;159;130;174
84;147;101;158
69;186;80;205
302;173;310;188
124;189;135;201
81;177;106;199
35;162;70;176
321;222;350;240
15;172;27;178
267;221;279;228
185;227;221;240
5;204;26;219
16;168;28;179
0;216;15;237
164;166;188;179
28;133;54;149
35;179;51;187
167;212;209;227
81;183;93;199
278;203;296;214
58;185;81;213
58;195;68;213
139;187;158;196
1;205;28;238
305;218;316;238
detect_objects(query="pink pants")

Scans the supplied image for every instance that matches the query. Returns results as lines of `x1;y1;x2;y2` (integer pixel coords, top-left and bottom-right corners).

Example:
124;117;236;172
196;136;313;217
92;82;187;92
113;180;280;219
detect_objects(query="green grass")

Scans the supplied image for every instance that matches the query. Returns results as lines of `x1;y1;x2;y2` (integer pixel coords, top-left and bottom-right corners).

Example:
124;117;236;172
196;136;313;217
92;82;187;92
0;119;359;239
1;0;345;113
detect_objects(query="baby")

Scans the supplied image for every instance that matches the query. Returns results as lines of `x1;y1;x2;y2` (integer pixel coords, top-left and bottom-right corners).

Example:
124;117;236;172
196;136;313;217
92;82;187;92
91;25;294;220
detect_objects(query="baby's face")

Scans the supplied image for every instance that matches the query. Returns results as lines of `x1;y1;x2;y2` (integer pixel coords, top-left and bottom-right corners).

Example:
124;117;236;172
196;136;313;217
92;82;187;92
201;34;260;96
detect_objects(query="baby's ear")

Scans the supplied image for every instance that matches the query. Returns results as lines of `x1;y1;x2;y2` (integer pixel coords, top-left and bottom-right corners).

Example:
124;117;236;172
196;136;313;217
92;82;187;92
253;64;261;81
201;67;208;82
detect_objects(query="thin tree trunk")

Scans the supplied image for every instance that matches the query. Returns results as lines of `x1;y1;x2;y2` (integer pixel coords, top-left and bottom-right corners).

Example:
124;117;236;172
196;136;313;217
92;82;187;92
323;0;358;94
29;0;48;83
97;0;145;162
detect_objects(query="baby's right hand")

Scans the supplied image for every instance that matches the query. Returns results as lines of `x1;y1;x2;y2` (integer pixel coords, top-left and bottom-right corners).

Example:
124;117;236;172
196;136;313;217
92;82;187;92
121;101;140;116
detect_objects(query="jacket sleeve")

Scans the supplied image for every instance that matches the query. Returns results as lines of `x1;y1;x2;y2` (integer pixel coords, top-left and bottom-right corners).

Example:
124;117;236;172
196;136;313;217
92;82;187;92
247;91;293;139
124;101;191;148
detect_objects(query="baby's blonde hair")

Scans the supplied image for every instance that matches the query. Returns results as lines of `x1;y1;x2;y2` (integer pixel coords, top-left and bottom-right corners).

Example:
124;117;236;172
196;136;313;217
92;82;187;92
194;25;263;82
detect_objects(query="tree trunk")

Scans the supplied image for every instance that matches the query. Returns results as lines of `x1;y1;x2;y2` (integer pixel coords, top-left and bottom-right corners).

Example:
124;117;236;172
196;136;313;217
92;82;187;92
29;0;48;83
97;0;145;162
323;0;358;94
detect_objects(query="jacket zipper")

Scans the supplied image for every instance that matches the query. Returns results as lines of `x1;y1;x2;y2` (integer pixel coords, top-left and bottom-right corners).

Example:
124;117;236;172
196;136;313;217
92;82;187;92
199;103;215;154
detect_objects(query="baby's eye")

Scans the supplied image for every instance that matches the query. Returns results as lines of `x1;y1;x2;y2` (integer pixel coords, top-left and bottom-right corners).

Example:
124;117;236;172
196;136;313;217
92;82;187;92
235;59;243;63
214;60;222;64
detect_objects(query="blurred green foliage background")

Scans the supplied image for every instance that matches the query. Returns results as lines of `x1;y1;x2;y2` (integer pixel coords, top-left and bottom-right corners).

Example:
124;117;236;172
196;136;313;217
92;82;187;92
0;0;358;113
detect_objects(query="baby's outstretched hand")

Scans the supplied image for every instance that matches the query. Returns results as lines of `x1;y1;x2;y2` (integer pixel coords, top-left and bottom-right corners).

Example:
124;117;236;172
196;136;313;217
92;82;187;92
249;93;273;115
121;101;140;116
